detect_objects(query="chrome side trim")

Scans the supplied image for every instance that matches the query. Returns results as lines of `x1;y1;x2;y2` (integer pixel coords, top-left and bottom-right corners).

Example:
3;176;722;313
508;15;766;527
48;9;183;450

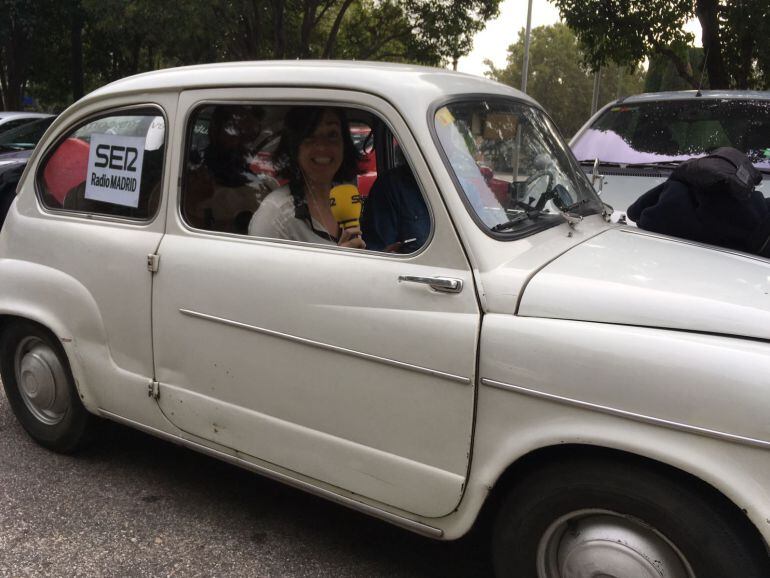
179;308;471;385
481;378;770;450
98;409;444;538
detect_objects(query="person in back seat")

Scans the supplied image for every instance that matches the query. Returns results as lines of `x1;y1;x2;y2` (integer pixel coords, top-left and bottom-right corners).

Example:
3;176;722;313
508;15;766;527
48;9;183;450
185;106;277;233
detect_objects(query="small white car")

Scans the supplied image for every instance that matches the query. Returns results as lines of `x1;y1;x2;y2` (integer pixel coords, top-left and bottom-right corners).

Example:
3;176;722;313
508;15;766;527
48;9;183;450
1;62;769;577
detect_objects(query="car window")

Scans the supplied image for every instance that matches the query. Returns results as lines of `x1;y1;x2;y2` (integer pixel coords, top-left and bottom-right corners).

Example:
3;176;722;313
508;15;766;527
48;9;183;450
0;117;55;152
434;99;601;237
181;104;430;254
0;118;38;136
38;110;165;220
572;99;770;170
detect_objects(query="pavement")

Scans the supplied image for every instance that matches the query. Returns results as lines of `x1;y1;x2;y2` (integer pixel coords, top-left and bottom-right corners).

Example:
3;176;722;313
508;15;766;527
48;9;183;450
0;389;491;577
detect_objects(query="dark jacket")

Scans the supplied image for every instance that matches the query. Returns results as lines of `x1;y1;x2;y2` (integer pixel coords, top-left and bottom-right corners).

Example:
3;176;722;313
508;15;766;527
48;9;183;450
627;148;770;256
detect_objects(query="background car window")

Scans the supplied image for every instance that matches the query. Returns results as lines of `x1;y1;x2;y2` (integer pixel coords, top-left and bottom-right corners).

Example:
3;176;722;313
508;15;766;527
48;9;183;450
38;110;165;219
0;117;56;152
182;104;429;253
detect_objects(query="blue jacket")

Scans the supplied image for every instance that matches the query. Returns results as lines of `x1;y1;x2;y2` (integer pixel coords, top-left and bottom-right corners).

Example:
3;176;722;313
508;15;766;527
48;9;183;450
361;165;430;253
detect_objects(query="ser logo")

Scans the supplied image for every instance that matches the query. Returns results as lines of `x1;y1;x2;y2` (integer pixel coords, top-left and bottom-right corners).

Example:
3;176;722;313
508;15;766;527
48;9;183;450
94;144;139;172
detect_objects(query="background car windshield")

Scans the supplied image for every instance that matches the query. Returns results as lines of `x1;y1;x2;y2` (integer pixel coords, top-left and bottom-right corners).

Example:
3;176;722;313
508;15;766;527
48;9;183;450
434;99;601;236
572;98;770;170
0;117;55;151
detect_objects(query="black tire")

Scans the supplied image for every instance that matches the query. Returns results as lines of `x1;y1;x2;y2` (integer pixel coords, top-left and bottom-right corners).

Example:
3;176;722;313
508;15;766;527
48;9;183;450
492;454;769;578
0;320;95;453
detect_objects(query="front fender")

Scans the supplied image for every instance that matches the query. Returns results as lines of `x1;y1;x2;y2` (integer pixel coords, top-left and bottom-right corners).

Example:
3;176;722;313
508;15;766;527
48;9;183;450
445;315;770;545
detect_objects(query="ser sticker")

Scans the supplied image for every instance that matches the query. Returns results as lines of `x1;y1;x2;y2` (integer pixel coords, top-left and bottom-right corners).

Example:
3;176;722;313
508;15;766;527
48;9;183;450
85;133;145;208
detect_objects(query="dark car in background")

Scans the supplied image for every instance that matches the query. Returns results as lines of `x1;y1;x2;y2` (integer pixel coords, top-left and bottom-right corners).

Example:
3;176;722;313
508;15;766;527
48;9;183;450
570;91;770;222
0;115;57;225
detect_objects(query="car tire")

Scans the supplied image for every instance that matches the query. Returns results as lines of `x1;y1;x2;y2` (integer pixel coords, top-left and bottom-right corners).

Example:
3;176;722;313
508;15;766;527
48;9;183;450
492;454;769;578
0;320;95;453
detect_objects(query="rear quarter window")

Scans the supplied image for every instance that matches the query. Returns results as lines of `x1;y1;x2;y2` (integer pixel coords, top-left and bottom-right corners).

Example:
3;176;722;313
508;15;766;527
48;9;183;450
37;109;166;220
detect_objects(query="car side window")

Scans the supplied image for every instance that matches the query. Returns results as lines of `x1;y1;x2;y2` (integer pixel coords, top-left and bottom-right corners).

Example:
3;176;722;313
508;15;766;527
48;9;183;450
38;109;165;220
181;103;430;254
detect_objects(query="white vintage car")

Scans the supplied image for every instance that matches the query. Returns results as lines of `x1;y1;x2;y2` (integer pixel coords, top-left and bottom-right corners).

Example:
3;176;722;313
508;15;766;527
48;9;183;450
1;62;769;577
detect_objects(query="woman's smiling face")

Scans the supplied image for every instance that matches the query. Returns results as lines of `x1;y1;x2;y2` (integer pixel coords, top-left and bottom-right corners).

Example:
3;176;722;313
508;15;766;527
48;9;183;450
298;109;344;188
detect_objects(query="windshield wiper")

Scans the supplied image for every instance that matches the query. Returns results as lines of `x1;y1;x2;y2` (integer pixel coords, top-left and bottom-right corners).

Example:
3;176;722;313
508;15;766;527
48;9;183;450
490;208;546;232
623;160;684;169
0;144;26;153
578;159;683;169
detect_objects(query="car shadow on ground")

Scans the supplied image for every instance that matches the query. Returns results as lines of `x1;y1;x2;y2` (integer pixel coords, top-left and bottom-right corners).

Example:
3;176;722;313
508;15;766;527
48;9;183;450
73;417;493;577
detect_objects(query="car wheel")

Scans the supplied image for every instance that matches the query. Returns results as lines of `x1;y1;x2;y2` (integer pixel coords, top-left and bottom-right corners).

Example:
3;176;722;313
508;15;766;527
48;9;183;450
0;320;94;453
492;454;768;578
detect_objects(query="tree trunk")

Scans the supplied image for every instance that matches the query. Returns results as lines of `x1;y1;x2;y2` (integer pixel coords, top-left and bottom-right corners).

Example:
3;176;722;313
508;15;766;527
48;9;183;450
272;0;285;58
5;17;28;110
321;0;354;59
70;1;85;101
695;0;729;88
300;1;319;58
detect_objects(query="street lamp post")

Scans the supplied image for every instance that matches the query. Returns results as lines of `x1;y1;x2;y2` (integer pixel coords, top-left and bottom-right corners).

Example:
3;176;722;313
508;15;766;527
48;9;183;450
521;0;533;93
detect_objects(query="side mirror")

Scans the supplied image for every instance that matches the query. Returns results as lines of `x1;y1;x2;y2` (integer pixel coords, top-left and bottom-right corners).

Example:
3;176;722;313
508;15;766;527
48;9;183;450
591;158;604;195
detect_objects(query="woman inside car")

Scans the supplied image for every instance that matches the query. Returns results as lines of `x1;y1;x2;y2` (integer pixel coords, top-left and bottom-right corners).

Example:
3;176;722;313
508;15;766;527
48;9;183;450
248;106;365;249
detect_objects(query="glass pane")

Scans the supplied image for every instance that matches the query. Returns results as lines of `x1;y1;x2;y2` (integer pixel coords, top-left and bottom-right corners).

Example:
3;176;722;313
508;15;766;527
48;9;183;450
434;99;601;236
39;111;165;219
572;99;770;170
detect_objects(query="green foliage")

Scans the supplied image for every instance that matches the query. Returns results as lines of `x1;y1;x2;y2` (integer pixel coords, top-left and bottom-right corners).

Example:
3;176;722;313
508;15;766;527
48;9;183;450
0;0;502;111
552;0;769;90
644;47;706;92
487;23;644;138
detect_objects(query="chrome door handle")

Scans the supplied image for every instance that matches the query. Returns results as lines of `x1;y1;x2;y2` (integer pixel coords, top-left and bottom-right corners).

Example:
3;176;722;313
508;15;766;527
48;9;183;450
398;275;463;293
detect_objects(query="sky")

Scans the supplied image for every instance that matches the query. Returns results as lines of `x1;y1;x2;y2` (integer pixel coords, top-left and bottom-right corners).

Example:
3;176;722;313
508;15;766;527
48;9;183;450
457;0;703;78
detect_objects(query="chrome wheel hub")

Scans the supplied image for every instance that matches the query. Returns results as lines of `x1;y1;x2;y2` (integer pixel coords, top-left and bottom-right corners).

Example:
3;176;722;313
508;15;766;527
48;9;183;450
15;336;69;425
537;509;695;578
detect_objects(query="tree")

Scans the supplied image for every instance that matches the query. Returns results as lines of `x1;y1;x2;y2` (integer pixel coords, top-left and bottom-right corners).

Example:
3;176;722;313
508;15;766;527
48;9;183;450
3;0;504;111
486;23;644;138
551;0;770;90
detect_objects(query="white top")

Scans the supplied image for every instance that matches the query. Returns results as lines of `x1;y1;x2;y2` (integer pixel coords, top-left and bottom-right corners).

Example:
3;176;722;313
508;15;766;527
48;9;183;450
248;185;335;245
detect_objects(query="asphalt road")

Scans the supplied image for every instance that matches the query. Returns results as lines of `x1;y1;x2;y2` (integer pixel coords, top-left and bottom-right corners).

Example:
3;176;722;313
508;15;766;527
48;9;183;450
0;390;491;577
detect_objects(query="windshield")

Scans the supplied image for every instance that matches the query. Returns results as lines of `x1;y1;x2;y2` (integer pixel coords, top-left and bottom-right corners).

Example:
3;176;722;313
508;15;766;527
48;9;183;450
434;99;602;236
0;116;55;151
572;98;770;170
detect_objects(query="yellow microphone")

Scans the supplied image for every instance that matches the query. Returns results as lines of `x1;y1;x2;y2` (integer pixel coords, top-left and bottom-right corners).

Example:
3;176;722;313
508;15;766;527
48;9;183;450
329;184;362;230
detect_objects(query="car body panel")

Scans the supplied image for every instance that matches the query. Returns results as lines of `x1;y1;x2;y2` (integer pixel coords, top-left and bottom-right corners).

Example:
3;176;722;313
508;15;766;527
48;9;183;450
519;227;770;340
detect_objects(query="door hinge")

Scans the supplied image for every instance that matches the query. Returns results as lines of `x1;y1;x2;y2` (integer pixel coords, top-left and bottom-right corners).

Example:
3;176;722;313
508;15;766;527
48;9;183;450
148;380;160;400
147;253;160;273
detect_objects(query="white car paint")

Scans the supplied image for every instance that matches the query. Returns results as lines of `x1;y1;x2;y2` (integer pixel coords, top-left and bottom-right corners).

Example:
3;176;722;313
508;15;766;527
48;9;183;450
0;63;768;570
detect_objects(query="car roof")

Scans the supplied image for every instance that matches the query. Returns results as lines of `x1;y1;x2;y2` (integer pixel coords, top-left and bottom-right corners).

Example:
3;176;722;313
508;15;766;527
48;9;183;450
0;112;52;121
83;61;534;112
616;90;770;104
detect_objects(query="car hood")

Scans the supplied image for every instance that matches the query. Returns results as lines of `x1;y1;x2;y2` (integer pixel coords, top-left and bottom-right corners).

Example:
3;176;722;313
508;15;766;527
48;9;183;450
519;227;770;341
589;171;770;224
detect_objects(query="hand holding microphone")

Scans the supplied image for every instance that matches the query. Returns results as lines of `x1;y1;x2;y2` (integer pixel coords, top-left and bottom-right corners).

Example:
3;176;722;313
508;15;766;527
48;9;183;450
329;184;366;249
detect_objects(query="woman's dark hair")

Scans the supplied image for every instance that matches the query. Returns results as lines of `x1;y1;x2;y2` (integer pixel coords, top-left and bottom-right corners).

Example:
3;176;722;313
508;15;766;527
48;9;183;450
274;106;361;221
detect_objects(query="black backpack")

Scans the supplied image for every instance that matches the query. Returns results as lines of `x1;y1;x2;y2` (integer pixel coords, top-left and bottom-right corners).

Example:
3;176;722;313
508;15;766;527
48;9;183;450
627;147;770;256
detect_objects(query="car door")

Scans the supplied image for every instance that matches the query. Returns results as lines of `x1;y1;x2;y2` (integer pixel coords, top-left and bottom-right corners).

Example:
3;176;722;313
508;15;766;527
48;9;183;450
28;104;171;417
152;88;479;518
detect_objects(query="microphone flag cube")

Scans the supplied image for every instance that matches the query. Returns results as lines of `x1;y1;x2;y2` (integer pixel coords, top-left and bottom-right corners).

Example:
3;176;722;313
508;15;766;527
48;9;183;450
329;184;362;229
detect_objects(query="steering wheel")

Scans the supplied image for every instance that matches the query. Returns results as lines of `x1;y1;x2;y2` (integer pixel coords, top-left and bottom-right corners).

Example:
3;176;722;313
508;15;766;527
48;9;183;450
517;169;555;210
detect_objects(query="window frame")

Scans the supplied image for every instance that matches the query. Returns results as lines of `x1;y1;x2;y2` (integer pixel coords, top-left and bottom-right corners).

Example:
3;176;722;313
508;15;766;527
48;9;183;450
428;93;600;241
35;104;168;225
178;96;435;258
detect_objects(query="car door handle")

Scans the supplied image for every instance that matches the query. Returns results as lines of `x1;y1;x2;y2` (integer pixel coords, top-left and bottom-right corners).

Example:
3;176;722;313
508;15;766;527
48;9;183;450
398;275;463;293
